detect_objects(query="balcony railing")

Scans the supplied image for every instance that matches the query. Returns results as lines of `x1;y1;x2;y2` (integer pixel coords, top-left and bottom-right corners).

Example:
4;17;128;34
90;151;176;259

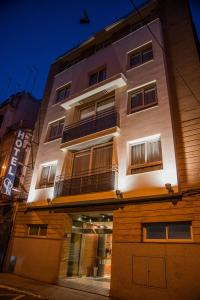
54;166;118;197
62;107;119;144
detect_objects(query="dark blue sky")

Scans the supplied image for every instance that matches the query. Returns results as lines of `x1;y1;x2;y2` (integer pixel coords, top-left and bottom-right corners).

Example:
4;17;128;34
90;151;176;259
0;0;199;103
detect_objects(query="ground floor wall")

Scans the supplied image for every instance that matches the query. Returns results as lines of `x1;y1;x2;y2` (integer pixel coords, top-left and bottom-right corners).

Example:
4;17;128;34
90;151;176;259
7;194;200;299
6;204;72;283
111;194;200;300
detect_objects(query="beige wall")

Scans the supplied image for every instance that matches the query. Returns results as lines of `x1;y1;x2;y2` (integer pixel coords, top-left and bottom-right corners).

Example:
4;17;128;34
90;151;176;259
7;206;72;283
28;18;178;203
111;195;200;300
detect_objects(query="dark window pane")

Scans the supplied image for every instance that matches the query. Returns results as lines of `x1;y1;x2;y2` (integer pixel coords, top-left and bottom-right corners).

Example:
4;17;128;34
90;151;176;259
168;222;191;239
89;73;98;86
64;87;70;98
49;124;58;140
39;225;48;236
131;92;143;109
57;121;64;137
56;86;70;103
146;223;166;239
130;52;141;67
56;89;66;102
98;69;106;82
29;225;39;235
144;88;156;105
142;48;153;63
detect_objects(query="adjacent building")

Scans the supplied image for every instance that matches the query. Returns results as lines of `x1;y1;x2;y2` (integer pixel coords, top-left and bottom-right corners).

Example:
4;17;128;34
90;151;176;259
6;1;200;300
0;91;39;270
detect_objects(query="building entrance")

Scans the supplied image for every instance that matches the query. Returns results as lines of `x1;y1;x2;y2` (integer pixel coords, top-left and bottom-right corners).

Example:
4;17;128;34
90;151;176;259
63;212;113;295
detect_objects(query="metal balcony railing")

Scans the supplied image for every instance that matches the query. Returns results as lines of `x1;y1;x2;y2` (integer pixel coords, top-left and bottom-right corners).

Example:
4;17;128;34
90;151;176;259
62;107;119;144
54;165;118;197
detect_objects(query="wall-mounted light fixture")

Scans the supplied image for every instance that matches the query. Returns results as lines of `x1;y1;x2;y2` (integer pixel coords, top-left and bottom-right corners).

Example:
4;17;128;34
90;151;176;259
116;189;123;199
165;183;174;195
47;198;52;205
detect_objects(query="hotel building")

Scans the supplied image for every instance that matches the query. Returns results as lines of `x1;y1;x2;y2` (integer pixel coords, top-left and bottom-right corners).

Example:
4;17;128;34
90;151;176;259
6;1;200;300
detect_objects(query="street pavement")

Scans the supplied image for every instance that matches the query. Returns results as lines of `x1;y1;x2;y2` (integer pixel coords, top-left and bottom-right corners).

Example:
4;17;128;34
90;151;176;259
0;274;114;300
0;284;47;299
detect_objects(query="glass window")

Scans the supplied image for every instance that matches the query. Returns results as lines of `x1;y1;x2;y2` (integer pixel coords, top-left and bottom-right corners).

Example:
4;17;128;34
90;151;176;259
39;225;48;236
72;143;113;177
142;47;153;63
28;225;39;236
130;92;143;110
47;119;64;141
130;52;141;68
79;96;115;120
39;164;56;188
28;224;48;236
128;84;157;114
97;97;115;112
129;44;153;69
144;87;156;106
168;222;191;239
55;85;70;103
145;223;166;239
130;137;162;174
89;68;106;86
80;105;95;120
144;222;192;241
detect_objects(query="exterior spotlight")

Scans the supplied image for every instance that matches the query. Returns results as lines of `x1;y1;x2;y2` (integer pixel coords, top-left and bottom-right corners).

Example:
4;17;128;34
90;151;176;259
47;198;52;205
165;183;174;194
116;189;123;199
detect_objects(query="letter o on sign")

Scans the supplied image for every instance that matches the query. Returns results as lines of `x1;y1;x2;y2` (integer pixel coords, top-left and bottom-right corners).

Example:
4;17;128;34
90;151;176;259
16;139;22;148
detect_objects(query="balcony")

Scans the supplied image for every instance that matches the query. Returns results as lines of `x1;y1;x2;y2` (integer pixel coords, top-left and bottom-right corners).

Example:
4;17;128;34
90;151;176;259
54;166;118;197
61;73;127;110
61;107;119;146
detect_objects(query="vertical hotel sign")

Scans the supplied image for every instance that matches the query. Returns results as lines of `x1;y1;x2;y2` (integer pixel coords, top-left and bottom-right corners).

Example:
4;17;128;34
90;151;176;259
1;129;26;196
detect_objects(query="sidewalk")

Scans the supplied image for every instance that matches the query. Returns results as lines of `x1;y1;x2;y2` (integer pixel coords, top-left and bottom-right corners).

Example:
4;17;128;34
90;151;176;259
0;273;114;300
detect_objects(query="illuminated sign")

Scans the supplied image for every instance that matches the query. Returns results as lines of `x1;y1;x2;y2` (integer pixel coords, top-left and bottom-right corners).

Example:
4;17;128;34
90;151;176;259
1;129;26;196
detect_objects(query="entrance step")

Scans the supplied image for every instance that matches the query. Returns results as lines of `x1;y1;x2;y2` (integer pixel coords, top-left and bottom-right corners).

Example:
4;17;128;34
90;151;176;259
57;277;110;297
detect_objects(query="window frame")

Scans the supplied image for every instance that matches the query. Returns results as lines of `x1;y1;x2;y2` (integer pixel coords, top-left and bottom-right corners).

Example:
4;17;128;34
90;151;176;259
143;222;193;243
129;136;163;174
128;43;153;69
72;142;113;178
54;84;71;104
38;163;57;188
46;118;65;142
78;95;115;121
88;66;107;86
28;224;48;237
128;83;158;114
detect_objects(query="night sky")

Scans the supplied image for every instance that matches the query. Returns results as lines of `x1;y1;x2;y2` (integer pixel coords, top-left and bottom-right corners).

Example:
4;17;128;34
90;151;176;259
0;0;199;103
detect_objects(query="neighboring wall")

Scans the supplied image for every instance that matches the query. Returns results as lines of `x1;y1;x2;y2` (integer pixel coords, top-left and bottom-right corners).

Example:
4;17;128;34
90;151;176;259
8;204;72;282
160;0;200;191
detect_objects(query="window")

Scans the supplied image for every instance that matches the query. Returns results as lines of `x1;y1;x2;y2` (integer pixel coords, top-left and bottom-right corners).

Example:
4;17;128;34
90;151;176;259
55;85;70;103
129;44;153;69
128;84;157;114
89;67;106;86
38;164;56;188
72;143;113;177
28;224;48;236
79;96;114;120
129;136;162;174
143;222;192;241
47;119;64;141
